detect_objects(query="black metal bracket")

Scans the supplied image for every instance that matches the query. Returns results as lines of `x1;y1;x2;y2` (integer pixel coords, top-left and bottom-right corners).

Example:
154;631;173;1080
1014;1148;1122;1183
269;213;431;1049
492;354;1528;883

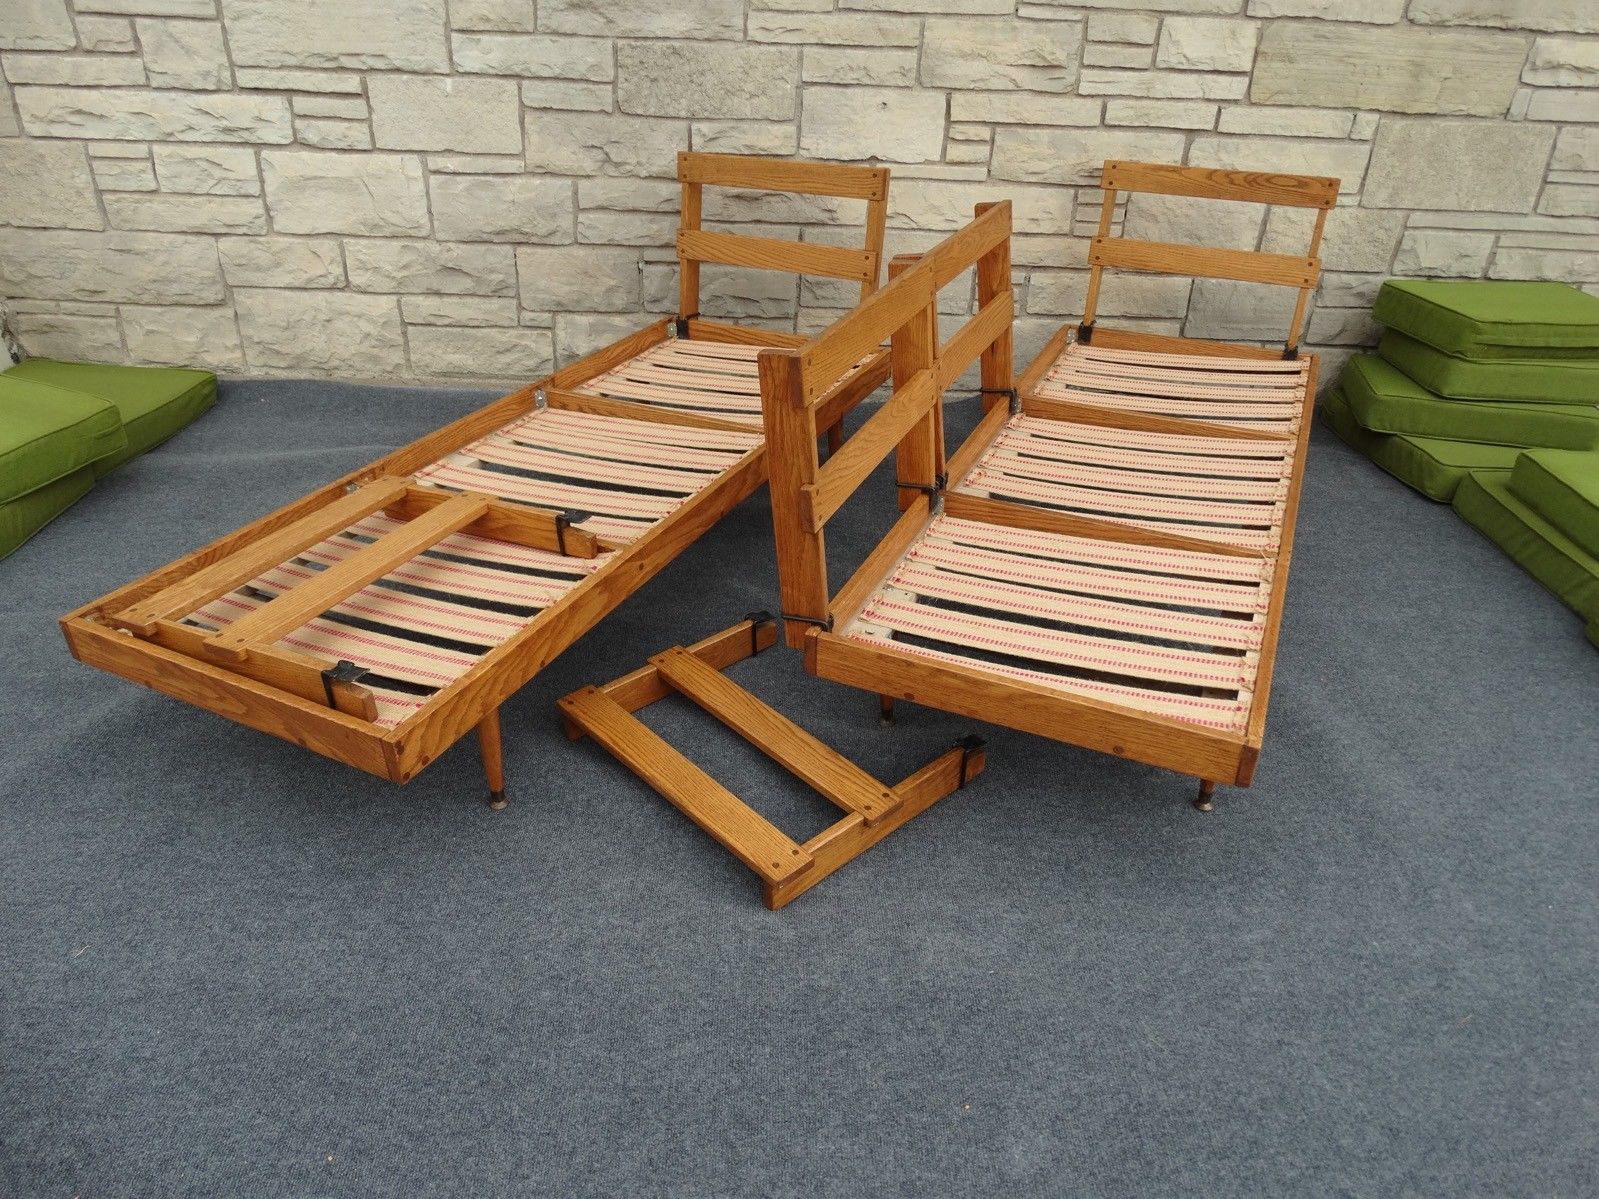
743;610;774;657
893;472;947;498
1076;321;1095;344
1281;344;1299;361
321;659;368;708
980;386;1021;414
780;610;834;633
555;509;591;556
954;734;986;789
674;312;699;339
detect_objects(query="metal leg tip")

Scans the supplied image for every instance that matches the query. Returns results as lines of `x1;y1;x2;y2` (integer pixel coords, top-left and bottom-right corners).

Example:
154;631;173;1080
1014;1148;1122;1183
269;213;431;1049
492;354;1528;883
1193;781;1216;813
487;789;508;811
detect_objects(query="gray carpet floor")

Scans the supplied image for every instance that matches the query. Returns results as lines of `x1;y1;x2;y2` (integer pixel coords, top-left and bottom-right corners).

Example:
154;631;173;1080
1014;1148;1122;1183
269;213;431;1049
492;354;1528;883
2;378;1595;1198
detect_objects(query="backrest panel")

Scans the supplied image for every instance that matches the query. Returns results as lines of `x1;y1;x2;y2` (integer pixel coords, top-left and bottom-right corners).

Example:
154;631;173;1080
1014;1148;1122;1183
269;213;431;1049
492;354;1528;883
676;151;891;322
1084;159;1340;355
759;203;1014;647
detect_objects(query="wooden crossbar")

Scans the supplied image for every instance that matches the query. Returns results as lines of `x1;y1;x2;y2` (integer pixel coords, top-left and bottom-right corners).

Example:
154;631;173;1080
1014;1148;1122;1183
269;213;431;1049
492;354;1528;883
1100;161;1338;209
678;229;875;284
805;368;936;530
386;484;603;558
111;476;411;636
203;491;489;663
793;266;936;405
558;685;814;888
1090;237;1319;288
651;647;900;826
678;151;888;201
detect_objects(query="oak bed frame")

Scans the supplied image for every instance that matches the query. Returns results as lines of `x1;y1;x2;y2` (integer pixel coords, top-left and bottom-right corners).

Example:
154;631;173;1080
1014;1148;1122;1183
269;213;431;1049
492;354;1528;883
758;162;1338;811
59;152;893;806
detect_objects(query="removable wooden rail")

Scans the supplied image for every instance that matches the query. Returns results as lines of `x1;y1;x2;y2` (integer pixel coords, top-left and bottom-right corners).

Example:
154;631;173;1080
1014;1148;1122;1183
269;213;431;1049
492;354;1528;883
757;162;1333;813
60;152;895;806
558;615;987;909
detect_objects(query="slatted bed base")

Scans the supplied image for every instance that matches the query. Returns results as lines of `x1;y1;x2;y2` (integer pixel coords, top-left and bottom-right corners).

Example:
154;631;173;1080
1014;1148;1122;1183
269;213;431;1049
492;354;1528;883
1034;342;1310;432
954;409;1300;553
559;615;987;909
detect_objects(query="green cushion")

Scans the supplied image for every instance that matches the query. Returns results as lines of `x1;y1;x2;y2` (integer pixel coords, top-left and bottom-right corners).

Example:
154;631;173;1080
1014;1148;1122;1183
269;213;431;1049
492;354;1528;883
0;374;126;505
1379;331;1599;404
4;358;215;476
1454;470;1599;627
0;464;94;560
1320;387;1519;502
1342;354;1599;450
1508;449;1599;561
1373;280;1599;360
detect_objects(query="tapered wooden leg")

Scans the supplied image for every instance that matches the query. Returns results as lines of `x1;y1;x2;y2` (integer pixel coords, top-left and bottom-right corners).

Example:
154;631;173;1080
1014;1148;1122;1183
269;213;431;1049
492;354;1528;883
826;421;844;456
478;708;507;810
878;694;896;726
1194;779;1216;812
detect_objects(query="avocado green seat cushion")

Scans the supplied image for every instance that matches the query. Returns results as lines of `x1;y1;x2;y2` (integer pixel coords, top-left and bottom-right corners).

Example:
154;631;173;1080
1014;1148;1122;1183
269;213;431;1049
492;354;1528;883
1373;280;1599;360
1454;470;1599;629
1319;387;1519;502
0;466;96;558
0;374;128;558
1341;354;1599;450
4;358;215;476
1508;449;1599;561
1379;331;1599;405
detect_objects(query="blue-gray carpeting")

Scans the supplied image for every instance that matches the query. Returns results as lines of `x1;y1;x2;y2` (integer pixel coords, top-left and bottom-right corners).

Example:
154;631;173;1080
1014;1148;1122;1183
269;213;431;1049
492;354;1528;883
2;379;1595;1198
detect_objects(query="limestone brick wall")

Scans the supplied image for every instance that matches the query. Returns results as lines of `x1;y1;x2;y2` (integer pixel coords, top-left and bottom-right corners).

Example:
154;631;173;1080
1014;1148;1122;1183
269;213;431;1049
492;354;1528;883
1;0;1595;390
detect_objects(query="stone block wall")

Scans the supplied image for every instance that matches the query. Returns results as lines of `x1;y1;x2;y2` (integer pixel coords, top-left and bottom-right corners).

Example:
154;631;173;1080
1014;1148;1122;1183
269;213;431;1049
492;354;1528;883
1;0;1595;390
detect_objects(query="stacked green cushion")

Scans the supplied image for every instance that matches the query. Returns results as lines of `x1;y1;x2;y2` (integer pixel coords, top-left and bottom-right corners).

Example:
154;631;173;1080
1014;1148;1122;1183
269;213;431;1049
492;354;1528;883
1507;449;1599;561
1454;470;1599;627
1320;387;1519;501
1372;280;1599;360
5;358;216;475
1379;331;1599;404
1343;354;1599;449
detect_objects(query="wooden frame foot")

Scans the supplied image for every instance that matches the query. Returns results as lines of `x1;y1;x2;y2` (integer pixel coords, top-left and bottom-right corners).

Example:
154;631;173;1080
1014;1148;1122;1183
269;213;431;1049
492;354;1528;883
1194;779;1216;812
478;709;507;809
878;694;896;726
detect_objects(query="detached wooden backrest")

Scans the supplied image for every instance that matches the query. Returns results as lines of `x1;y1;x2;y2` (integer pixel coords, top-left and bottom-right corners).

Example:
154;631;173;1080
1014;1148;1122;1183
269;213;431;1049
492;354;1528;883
676;151;891;322
1082;160;1340;356
759;202;1014;649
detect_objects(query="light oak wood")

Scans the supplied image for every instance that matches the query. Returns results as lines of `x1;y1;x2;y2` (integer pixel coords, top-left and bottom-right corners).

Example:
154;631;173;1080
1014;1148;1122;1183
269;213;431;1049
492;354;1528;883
941;490;1265;560
759;351;829;650
545;386;757;435
112;476;411;636
478;708;506;808
679;229;875;285
387;484;602;558
806;368;936;529
1020;394;1294;444
573;614;780;722
558;685;814;887
764;739;985;910
888;254;941;513
1090;237;1319;288
651;646;900;826
678;150;887;201
796;267;934;406
203;491;488;663
1100;161;1338;209
975;201;1014;414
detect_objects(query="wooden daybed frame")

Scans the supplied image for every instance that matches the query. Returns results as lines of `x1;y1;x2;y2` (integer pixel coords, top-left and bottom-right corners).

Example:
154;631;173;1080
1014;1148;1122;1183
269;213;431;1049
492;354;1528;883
758;163;1338;810
59;152;893;806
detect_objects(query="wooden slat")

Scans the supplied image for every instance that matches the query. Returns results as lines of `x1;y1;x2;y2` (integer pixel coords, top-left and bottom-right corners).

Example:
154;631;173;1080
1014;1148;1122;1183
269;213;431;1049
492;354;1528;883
829;495;935;630
975;202;1014;414
1021;394;1297;443
203;492;489;663
549;319;669;390
942;490;1266;560
388;484;601;558
759;351;830;650
805;369;937;530
684;319;807;348
652;646;901;826
545;387;758;435
678;229;875;283
1073;326;1286;362
111;476;412;636
937;290;1012;392
677;150;887;201
914;200;1011;289
795;266;935;405
1100;161;1339;209
148;618;378;720
1091;237;1319;288
557;685;814;887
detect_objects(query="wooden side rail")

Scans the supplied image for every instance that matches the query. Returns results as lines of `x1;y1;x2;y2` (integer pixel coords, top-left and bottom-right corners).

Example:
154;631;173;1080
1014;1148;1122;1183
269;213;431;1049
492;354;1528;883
676;150;891;323
759;203;1014;649
1082;159;1340;355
